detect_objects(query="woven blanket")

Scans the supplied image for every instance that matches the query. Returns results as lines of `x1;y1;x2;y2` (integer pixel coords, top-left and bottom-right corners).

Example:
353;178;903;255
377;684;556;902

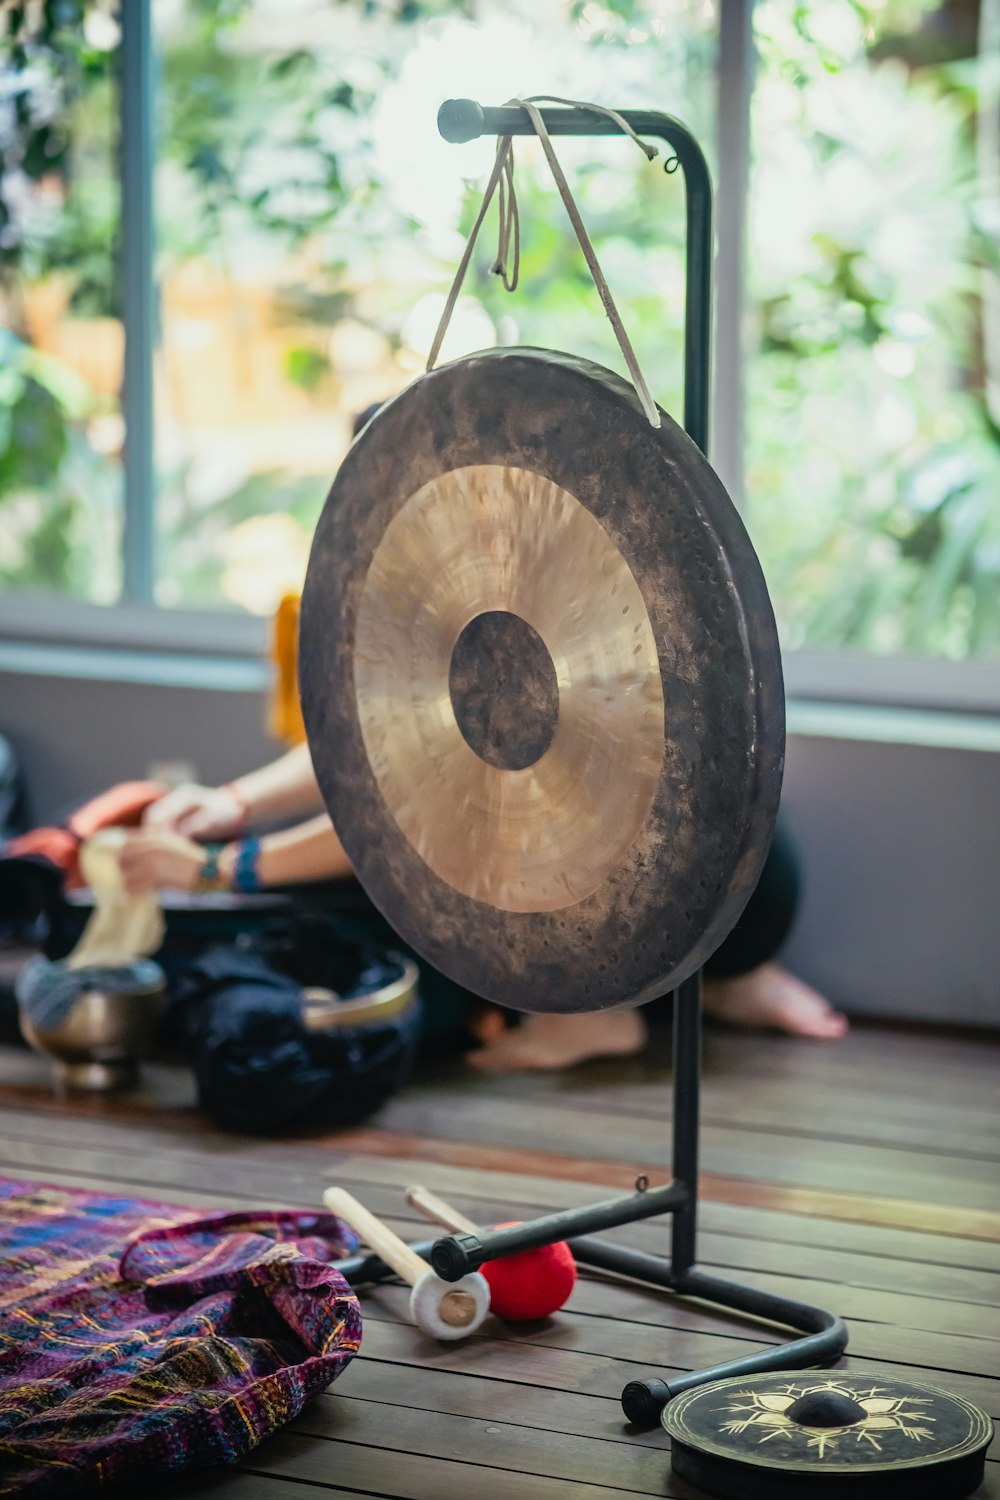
0;1179;362;1496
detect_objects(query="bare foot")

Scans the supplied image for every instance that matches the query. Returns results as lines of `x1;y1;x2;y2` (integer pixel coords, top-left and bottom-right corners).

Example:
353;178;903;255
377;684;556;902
468;1009;648;1073
703;963;848;1041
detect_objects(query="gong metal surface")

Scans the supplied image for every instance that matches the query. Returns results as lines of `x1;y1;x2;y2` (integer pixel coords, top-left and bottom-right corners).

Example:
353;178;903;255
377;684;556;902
662;1372;993;1500
300;348;784;1012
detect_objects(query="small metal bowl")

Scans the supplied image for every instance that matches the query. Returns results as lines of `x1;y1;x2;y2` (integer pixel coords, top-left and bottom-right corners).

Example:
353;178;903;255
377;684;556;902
20;967;167;1092
301;953;420;1031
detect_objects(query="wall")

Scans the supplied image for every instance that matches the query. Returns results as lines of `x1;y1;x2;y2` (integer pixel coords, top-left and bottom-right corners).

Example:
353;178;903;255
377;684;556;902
1;662;276;821
781;728;1000;1026
2;657;998;1026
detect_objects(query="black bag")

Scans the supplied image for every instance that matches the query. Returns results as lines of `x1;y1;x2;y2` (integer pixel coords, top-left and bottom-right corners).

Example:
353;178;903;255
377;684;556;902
168;912;421;1134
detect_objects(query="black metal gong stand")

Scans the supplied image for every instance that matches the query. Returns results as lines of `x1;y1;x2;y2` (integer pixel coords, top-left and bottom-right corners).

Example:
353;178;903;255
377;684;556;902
335;98;847;1430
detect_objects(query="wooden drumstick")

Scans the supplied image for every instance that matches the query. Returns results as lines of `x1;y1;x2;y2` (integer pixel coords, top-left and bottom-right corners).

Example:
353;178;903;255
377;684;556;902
405;1184;479;1236
323;1186;489;1341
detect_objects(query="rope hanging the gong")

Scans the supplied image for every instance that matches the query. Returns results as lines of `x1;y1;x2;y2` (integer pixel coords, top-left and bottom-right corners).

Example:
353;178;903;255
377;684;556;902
426;96;663;430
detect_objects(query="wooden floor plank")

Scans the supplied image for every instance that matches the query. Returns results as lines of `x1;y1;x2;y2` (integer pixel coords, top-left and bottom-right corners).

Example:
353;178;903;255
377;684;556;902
408;1063;1000;1160
373;1090;1000;1209
356;1311;1000;1419
290;1396;668;1495
147;1477;375;1499
239;1431;698;1500
356;1280;1000;1382
318;1362;661;1448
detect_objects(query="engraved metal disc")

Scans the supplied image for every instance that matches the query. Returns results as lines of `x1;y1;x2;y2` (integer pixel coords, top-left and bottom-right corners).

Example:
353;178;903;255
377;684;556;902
662;1372;993;1500
300;348;784;1013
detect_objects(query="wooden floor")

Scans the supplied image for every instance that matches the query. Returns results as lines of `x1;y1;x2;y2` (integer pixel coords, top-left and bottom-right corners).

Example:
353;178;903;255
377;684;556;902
0;1020;998;1498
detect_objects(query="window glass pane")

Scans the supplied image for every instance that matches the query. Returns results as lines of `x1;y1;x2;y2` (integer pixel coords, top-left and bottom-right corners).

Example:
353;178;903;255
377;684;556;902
746;0;1000;660
152;0;717;615
0;3;123;603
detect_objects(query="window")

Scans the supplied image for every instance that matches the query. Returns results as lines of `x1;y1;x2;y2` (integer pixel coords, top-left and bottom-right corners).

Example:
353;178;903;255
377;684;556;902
2;0;998;691
151;0;716;613
0;2;122;602
746;0;1000;663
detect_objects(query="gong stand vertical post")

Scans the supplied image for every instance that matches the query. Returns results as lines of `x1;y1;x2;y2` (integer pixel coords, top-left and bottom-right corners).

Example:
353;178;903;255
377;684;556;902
415;99;847;1427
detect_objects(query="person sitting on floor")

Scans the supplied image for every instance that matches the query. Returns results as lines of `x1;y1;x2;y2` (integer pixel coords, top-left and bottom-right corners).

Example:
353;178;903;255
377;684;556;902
89;397;849;1067
117;744;848;1067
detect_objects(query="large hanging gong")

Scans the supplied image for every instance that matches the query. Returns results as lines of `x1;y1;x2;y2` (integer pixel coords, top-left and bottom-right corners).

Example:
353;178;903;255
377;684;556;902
299;347;784;1013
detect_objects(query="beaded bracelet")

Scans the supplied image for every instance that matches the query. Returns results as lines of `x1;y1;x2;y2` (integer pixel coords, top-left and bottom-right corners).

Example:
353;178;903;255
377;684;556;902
233;836;263;894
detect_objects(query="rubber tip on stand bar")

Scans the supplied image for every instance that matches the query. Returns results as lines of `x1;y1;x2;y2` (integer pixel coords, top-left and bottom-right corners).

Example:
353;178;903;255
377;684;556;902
430;1233;481;1281
438;98;485;143
621;1378;672;1428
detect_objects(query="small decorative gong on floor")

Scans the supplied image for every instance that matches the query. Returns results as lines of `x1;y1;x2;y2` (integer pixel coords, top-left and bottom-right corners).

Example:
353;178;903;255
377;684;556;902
662;1372;993;1499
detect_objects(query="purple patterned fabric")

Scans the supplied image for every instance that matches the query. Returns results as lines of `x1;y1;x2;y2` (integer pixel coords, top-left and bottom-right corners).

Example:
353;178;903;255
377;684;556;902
0;1178;362;1495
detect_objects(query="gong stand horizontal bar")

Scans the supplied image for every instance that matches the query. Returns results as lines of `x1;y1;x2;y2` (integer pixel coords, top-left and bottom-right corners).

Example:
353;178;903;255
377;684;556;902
428;1182;689;1280
327;98;847;1428
436;99;712;456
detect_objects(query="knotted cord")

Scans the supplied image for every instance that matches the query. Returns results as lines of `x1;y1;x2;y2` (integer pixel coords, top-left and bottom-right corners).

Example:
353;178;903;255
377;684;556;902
426;96;663;429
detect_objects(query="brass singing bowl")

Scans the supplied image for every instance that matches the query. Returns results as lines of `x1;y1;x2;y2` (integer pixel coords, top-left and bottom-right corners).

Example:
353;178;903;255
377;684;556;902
301;953;420;1031
20;970;167;1093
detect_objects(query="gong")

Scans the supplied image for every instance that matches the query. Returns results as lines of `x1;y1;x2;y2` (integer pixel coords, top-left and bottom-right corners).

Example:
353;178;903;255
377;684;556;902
300;348;784;1012
662;1372;993;1500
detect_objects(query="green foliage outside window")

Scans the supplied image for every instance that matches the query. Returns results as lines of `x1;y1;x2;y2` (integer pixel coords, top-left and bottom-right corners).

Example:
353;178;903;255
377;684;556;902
747;0;1000;657
1;0;997;660
0;1;121;601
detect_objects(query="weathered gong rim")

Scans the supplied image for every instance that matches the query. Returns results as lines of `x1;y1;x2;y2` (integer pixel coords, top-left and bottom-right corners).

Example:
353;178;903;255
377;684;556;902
300;348;784;1013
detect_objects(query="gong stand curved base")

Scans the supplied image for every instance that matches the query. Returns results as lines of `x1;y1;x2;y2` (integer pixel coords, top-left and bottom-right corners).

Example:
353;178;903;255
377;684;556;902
333;974;848;1429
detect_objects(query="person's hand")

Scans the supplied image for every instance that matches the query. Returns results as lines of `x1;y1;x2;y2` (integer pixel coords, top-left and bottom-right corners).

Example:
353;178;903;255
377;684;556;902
116;829;211;896
143;782;247;839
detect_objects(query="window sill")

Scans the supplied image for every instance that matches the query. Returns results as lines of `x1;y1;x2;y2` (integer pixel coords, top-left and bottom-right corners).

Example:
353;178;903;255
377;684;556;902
785;699;1000;754
0;594;267;658
0;638;267;693
2;635;998;753
2;600;996;715
783;649;1000;717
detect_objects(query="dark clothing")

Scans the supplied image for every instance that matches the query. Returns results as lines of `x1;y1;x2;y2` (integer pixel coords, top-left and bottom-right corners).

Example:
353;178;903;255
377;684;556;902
704;820;801;979
168;925;421;1134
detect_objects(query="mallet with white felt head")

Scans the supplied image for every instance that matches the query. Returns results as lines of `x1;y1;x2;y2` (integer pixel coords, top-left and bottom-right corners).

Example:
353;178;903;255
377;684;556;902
323;1187;490;1341
405;1183;578;1322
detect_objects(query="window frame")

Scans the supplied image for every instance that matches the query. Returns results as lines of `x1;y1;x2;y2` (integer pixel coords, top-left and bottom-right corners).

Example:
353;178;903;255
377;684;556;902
120;0;155;605
1;0;996;718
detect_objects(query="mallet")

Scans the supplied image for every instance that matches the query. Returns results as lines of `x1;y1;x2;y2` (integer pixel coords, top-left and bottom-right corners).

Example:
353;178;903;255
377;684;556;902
323;1186;490;1341
405;1184;577;1321
405;1183;479;1237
